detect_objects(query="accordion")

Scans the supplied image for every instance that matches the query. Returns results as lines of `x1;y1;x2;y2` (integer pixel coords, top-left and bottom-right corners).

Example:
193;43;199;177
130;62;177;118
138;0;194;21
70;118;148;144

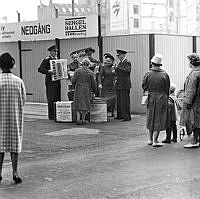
50;59;68;81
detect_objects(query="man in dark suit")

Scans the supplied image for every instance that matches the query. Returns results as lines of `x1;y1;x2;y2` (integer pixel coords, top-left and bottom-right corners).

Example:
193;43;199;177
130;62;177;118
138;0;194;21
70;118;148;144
115;49;132;122
85;47;101;96
38;45;61;120
67;52;81;101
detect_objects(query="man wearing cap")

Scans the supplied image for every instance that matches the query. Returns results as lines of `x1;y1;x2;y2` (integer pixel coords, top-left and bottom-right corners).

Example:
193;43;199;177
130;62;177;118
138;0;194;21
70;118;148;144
85;47;101;96
85;47;100;72
38;45;61;120
67;52;81;101
67;52;81;80
115;49;132;121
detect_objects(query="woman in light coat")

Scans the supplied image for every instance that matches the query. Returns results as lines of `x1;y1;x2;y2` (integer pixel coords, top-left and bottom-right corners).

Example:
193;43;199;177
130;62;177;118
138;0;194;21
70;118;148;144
72;58;97;124
142;54;170;147
180;53;200;148
0;53;26;184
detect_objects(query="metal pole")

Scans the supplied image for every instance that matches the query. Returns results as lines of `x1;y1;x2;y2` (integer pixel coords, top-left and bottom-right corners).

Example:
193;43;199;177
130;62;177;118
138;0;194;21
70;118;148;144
54;7;58;18
97;1;103;63
55;38;60;59
18;40;23;79
16;11;20;22
72;0;75;16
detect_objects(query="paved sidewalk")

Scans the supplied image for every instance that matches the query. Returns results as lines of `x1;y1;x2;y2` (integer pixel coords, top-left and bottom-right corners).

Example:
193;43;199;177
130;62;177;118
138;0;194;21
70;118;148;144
1;102;199;199
24;102;48;119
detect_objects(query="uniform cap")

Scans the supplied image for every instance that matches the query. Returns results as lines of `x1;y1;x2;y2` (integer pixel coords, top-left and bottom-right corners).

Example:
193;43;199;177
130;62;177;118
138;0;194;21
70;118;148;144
85;47;95;54
70;51;79;58
47;45;58;52
104;53;115;61
116;49;127;56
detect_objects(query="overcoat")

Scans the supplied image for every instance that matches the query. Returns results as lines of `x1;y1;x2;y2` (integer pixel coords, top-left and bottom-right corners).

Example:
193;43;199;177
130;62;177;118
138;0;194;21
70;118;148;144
98;64;116;113
0;73;26;153
142;67;170;131
38;56;61;119
180;68;200;128
72;67;97;111
115;59;132;120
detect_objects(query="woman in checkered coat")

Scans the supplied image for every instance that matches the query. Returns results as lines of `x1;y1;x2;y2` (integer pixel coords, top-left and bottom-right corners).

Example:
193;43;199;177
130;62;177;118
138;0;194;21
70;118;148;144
0;53;26;184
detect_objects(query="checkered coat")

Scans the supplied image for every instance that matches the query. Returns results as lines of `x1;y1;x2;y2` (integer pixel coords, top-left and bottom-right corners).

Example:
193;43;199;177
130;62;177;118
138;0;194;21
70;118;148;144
0;73;26;153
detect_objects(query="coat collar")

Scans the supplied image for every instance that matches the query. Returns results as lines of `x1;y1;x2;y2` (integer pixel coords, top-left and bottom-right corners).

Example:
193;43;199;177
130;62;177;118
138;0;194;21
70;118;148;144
150;67;164;72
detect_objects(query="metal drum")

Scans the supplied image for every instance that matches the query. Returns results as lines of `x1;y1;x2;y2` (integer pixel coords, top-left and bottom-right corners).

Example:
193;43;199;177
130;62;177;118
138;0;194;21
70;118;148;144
90;97;107;122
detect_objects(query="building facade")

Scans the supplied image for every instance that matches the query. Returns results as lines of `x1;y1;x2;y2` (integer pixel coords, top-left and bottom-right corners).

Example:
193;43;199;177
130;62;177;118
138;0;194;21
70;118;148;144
37;0;200;36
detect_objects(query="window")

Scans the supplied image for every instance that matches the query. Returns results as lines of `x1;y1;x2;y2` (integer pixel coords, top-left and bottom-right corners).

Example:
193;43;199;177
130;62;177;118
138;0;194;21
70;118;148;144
151;22;155;30
133;5;139;14
134;18;139;28
169;0;174;8
169;12;174;22
151;8;155;16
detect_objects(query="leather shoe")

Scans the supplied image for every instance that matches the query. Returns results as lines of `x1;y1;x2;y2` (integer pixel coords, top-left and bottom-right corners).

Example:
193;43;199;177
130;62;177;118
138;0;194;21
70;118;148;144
171;138;177;143
13;175;22;184
162;139;171;144
114;117;123;120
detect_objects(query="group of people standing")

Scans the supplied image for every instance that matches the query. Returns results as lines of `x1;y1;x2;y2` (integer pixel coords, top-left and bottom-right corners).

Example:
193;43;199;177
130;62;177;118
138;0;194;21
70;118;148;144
38;45;132;124
1;46;200;185
142;53;200;148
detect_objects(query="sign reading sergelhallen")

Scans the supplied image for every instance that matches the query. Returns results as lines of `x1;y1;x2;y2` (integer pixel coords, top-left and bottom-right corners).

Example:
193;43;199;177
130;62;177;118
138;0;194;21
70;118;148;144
65;17;87;37
0;15;97;42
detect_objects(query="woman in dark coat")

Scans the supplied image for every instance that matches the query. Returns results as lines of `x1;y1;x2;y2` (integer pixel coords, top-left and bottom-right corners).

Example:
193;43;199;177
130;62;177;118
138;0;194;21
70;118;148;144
180;53;200;148
98;53;116;116
142;54;170;147
72;58;97;124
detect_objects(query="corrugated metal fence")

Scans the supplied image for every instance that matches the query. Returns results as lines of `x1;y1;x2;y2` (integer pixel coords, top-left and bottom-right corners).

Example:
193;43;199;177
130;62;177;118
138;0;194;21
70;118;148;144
0;34;199;113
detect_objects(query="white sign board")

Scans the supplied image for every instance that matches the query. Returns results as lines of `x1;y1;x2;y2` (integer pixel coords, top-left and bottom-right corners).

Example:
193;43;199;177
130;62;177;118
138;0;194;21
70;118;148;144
110;0;128;31
55;101;74;122
50;59;68;81
0;15;98;42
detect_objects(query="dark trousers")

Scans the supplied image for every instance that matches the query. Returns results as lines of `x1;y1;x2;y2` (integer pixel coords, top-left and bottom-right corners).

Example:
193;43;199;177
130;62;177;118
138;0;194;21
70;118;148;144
116;89;131;120
46;82;61;119
166;121;177;140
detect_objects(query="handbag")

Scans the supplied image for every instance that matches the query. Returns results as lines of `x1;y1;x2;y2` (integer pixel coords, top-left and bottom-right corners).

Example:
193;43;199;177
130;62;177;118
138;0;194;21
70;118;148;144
141;95;148;105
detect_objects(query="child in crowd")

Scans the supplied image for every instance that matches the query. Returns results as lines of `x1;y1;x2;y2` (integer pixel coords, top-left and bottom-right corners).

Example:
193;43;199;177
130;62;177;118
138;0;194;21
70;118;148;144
162;83;178;143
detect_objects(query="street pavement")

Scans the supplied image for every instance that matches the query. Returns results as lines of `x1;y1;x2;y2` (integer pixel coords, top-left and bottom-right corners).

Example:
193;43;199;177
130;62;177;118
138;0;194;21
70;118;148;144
1;103;200;199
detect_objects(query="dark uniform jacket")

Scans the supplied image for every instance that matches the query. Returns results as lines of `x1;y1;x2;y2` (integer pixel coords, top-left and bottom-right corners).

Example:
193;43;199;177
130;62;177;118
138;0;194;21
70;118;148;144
115;59;132;89
67;61;81;72
38;56;61;99
38;56;58;85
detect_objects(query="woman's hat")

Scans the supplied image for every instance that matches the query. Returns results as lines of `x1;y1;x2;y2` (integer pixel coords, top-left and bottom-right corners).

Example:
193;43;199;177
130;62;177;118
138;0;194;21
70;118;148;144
151;54;163;66
81;58;91;66
47;45;58;52
187;53;200;66
0;52;15;69
104;53;115;61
